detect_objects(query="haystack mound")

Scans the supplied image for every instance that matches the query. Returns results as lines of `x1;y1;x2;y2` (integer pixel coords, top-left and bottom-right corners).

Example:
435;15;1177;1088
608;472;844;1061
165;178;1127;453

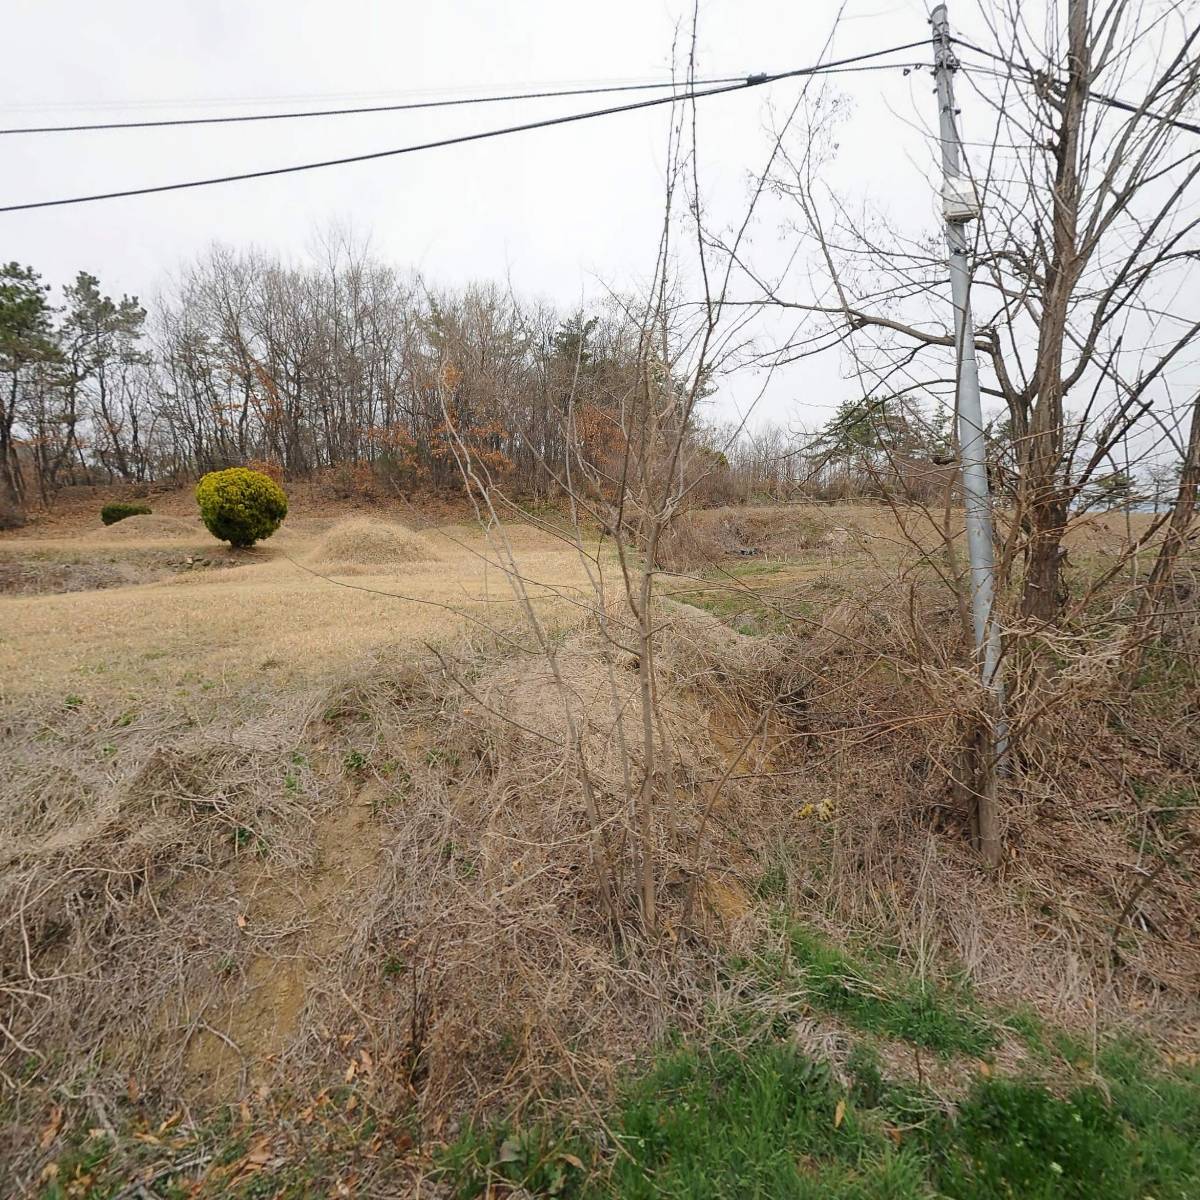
309;518;437;568
90;514;201;540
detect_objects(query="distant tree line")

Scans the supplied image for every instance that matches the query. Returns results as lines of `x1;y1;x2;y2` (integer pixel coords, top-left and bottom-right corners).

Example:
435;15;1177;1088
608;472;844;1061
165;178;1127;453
1;244;1180;528
0;245;631;519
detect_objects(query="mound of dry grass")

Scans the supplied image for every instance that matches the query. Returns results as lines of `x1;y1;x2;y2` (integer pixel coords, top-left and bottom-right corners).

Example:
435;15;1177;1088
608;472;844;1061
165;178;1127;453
309;517;437;569
87;514;203;540
309;610;801;1115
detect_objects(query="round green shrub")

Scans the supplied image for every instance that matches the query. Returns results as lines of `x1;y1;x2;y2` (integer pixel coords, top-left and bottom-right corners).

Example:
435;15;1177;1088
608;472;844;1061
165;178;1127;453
101;502;152;526
196;467;288;548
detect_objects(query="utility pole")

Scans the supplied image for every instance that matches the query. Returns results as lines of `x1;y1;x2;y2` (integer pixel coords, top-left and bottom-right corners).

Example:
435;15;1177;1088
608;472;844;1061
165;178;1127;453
931;3;1006;868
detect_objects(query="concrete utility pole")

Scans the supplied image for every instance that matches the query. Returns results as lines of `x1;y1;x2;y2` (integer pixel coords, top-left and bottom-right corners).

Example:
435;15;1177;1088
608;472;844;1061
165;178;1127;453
931;2;1006;868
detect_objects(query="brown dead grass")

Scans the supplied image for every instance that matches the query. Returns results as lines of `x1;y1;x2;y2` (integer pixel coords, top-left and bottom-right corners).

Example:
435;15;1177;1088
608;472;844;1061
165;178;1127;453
658;501;1160;572
1;496;1196;1191
0;520;594;696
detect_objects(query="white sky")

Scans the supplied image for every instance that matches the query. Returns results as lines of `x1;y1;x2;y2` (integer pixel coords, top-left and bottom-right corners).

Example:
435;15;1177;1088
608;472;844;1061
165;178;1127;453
2;1;1012;432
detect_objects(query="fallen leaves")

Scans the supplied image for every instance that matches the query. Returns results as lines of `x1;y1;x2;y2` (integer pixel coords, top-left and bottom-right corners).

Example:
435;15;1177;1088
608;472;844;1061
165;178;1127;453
38;1105;63;1150
345;1045;375;1083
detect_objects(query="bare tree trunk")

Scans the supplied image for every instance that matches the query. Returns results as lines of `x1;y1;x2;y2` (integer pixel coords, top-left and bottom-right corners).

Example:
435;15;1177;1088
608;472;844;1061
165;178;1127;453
1;372;26;520
1019;0;1088;622
1121;390;1200;685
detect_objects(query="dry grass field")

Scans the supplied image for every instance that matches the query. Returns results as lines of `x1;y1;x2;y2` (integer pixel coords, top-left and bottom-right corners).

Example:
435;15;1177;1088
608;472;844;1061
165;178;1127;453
0;513;596;696
2;495;1197;1196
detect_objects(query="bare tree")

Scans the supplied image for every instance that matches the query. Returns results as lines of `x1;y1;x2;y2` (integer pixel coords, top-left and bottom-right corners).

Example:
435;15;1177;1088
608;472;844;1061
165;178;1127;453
1122;389;1200;683
739;0;1200;622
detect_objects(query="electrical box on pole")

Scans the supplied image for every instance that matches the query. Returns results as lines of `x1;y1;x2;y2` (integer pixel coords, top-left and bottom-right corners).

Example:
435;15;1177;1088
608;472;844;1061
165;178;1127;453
942;176;981;223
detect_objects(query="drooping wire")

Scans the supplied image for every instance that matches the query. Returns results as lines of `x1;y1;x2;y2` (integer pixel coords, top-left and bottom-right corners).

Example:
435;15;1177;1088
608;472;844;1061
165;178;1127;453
951;36;1200;137
0;41;931;214
0;75;758;136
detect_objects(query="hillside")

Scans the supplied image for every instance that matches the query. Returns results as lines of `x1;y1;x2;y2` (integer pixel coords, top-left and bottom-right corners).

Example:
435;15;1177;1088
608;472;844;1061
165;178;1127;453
2;492;1196;1196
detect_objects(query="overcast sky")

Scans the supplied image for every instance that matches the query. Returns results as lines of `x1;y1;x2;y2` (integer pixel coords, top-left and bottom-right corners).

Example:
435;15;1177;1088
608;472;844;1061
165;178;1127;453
4;0;1004;429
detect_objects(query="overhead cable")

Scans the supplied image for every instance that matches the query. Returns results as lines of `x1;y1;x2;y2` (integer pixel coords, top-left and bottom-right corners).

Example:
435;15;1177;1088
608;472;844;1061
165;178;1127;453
0;41;930;213
951;36;1200;138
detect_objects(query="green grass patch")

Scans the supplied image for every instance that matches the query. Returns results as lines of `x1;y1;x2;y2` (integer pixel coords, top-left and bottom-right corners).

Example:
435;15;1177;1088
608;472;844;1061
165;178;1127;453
669;584;792;636
735;925;996;1058
438;1032;1200;1199
718;560;788;579
440;1041;928;1199
927;1058;1200;1199
785;927;995;1057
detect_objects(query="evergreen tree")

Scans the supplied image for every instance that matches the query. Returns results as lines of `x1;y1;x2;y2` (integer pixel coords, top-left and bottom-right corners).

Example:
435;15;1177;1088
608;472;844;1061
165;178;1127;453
0;263;59;519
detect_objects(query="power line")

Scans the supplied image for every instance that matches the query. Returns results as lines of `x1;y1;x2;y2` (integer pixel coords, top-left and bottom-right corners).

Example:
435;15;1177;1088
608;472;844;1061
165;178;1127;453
0;75;757;136
0;59;933;138
951;37;1200;137
0;75;732;114
0;41;930;214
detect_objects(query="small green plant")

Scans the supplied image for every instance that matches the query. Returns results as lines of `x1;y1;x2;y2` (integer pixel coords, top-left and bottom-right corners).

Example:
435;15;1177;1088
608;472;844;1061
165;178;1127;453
438;1122;592;1199
64;694;83;709
195;466;287;548
100;501;151;526
41;1130;117;1199
231;825;266;855
343;749;368;772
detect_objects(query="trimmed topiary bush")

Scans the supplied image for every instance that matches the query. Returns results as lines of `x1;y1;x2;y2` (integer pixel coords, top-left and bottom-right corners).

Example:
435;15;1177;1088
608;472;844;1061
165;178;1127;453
196;467;288;548
100;502;152;526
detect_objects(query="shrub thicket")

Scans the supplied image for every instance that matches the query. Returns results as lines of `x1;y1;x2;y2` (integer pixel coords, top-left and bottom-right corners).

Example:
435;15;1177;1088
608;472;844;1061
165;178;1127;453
100;502;152;526
195;467;287;548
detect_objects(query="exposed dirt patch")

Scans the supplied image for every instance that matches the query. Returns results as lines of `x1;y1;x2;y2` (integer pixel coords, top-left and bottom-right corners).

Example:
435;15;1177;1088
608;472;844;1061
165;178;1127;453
183;776;389;1099
0;558;140;594
0;548;250;594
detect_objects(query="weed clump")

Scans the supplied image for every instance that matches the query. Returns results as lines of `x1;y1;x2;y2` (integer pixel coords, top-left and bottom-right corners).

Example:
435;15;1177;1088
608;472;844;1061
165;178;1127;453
100;501;151;526
195;466;287;548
